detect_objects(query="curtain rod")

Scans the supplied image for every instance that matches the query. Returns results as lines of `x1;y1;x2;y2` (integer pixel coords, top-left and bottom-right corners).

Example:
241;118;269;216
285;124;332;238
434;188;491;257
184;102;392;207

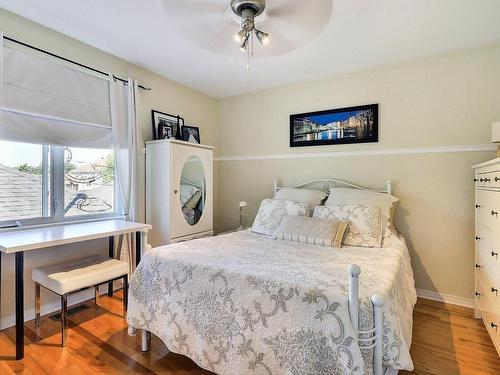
3;35;151;91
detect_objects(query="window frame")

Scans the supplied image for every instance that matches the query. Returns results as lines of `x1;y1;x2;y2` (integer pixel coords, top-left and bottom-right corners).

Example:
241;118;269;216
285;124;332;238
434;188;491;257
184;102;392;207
0;144;121;229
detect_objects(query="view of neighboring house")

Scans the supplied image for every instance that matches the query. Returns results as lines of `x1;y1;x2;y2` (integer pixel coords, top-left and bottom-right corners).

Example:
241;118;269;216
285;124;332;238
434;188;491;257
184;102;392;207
0;160;114;222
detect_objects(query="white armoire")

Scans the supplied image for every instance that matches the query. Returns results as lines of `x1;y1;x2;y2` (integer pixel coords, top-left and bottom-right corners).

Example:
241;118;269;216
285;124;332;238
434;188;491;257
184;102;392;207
146;139;214;247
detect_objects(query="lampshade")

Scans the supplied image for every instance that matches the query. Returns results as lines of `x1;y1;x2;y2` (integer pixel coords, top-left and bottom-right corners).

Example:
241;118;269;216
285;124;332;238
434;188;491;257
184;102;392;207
492;121;500;143
239;201;248;208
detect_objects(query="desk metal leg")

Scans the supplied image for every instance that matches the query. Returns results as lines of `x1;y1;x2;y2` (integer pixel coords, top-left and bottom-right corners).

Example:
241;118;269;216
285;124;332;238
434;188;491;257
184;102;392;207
15;251;24;360
108;236;114;297
135;231;142;268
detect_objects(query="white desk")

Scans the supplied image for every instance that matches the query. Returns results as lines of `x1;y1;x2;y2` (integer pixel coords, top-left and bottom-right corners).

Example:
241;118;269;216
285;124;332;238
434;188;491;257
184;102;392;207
0;219;151;360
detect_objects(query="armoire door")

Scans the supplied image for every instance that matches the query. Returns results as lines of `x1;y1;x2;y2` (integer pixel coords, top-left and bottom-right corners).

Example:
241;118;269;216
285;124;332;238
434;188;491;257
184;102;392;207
170;141;213;239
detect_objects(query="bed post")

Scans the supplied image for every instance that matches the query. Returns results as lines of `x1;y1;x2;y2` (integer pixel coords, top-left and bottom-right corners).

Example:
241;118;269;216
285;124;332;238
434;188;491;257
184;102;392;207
372;294;385;375
348;264;361;333
141;330;150;352
386;180;392;195
273;178;279;194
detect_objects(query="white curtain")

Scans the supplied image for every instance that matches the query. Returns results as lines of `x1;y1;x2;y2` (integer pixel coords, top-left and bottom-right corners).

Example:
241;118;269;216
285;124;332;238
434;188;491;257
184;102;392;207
0;35;112;148
109;77;142;271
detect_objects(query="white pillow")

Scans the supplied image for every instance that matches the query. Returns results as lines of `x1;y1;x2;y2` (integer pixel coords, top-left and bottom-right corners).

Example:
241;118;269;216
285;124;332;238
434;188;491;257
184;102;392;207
313;205;383;248
325;188;398;226
251;199;310;236
180;184;199;206
274;187;327;207
272;215;348;248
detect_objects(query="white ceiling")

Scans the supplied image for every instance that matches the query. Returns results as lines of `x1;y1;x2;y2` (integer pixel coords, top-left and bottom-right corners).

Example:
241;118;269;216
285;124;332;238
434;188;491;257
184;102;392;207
1;0;499;98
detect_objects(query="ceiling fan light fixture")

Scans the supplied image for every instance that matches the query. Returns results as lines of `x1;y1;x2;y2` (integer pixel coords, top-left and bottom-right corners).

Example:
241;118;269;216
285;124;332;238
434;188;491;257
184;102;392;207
234;29;247;43
240;33;250;52
255;29;270;45
231;0;269;68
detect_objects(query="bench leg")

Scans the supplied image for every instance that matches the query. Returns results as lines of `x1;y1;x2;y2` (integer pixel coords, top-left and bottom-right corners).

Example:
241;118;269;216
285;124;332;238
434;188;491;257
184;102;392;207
95;285;100;306
35;283;41;328
61;294;68;347
122;275;128;315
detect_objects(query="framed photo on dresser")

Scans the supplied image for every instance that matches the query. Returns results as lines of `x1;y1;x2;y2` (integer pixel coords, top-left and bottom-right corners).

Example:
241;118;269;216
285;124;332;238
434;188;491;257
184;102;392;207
152;110;183;140
182;125;201;144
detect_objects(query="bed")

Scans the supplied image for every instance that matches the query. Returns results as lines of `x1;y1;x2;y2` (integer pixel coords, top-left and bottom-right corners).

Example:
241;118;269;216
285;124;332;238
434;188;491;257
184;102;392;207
127;179;416;375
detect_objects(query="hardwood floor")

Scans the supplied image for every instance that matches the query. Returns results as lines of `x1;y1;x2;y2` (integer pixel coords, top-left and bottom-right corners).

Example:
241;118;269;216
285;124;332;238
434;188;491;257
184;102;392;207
1;293;499;374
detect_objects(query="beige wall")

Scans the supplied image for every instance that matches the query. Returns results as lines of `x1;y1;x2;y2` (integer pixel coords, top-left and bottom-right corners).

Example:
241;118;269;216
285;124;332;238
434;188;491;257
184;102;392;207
0;9;218;325
216;45;500;299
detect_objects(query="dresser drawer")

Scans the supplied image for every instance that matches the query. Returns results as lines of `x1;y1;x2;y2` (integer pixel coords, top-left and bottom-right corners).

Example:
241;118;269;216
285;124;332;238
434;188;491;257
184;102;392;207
476;224;500;287
477;267;500;313
476;170;500;189
476;190;500;234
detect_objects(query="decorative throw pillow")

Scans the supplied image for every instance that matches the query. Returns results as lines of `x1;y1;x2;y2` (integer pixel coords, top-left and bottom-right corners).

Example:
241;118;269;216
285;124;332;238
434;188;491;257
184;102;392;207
325;187;398;228
272;215;348;248
313;205;383;247
251;199;310;236
274;188;328;208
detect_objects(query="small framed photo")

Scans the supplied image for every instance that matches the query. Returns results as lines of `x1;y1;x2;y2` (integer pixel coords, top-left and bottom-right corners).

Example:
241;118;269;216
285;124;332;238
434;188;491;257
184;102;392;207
151;110;183;140
182;125;201;144
158;124;173;139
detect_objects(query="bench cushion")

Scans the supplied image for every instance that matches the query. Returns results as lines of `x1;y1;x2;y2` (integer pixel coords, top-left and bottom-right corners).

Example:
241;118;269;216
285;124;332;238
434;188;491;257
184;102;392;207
32;255;128;295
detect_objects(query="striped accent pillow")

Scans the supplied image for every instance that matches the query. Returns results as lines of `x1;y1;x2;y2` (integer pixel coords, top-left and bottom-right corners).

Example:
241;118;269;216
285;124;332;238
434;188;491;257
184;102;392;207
272;215;348;248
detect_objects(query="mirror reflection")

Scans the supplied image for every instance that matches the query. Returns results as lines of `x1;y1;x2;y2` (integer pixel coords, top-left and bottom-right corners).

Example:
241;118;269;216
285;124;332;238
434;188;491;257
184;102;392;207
179;155;205;226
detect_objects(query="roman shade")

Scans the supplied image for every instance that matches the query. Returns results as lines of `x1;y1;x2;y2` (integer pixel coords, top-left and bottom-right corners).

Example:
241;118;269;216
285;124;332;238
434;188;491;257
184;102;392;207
0;36;112;148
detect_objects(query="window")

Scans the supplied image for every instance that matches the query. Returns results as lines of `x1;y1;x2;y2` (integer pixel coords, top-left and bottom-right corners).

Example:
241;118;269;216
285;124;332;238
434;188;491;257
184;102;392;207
0;140;117;227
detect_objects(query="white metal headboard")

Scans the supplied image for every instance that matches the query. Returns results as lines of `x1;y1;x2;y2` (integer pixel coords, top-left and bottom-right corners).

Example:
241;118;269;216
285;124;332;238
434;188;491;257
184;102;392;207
273;178;393;196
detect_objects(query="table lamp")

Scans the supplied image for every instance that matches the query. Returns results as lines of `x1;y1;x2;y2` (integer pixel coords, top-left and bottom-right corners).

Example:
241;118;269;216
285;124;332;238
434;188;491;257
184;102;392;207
239;201;248;230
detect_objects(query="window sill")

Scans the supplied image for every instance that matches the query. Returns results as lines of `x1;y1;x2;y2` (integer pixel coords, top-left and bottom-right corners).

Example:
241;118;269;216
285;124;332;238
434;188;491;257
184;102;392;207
0;215;125;233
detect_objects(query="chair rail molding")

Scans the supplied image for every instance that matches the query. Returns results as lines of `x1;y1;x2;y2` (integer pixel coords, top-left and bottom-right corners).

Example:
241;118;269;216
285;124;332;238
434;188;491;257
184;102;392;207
215;144;495;162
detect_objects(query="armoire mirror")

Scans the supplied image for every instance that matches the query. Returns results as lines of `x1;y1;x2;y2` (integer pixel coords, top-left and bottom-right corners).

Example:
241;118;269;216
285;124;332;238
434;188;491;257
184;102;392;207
179;155;205;226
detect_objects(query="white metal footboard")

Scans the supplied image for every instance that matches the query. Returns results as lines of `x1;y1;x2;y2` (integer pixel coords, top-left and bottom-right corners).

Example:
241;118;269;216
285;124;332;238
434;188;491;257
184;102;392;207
140;264;388;375
348;264;386;375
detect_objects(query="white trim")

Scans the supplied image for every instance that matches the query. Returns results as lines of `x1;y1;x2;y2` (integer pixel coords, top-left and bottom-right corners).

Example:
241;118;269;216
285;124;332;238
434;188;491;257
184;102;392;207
416;288;474;308
215;144;495;162
0;282;122;330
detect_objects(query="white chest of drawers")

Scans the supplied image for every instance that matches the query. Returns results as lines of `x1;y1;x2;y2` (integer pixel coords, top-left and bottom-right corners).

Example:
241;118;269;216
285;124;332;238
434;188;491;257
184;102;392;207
474;157;500;354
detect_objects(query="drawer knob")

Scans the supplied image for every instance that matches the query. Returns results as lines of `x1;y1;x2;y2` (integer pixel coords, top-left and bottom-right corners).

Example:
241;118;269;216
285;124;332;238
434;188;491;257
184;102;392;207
476;236;481;241
486;178;492;182
496;177;500;182
475;291;481;297
491;287;498;295
475;204;481;208
492;323;498;330
475;263;481;269
492;210;499;217
492;251;498;257
474;178;479;182
480;178;485;182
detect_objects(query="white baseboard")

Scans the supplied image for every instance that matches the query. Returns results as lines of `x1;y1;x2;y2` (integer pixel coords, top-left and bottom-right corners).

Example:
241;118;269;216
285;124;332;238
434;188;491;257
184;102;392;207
416;288;474;308
0;282;123;330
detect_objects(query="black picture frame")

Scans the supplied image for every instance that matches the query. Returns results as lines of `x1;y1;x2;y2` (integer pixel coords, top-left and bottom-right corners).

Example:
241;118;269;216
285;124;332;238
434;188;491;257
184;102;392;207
289;104;378;147
158;124;173;139
151;110;183;140
182;125;201;144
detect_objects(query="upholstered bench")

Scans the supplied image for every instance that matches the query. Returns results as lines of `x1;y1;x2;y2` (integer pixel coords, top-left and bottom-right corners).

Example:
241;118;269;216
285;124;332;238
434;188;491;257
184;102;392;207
32;254;129;347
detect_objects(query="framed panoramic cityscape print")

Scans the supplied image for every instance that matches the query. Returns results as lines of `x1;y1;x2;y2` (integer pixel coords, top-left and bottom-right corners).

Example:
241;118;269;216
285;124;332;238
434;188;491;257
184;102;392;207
290;104;378;147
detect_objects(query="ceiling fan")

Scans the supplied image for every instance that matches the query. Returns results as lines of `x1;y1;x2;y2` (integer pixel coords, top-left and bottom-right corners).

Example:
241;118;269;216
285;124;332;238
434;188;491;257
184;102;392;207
231;1;269;48
162;0;333;68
